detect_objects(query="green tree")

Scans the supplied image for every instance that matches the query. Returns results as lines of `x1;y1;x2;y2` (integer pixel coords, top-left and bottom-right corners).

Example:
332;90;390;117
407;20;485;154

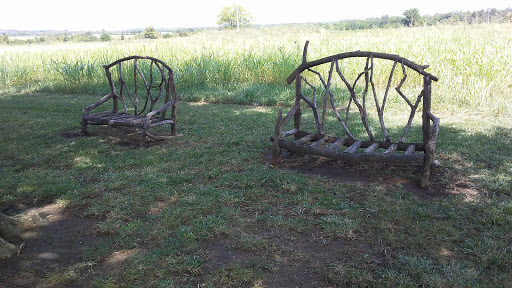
80;32;97;42
403;8;421;27
144;26;159;39
1;34;9;44
217;5;253;29
100;31;111;42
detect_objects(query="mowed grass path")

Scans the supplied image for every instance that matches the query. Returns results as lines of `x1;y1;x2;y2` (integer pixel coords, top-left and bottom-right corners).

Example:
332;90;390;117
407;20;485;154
0;92;511;287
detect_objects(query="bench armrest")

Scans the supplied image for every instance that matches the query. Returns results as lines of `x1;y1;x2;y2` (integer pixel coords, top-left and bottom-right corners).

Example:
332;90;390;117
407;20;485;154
146;99;175;119
143;99;176;128
83;93;115;116
427;111;440;141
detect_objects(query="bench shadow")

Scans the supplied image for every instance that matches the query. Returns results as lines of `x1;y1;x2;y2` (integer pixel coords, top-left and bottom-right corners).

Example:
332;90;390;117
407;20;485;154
272;123;512;200
61;126;173;148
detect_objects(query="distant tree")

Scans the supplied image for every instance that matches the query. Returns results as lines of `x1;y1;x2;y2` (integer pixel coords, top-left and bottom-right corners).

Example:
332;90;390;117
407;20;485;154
217;5;253;29
80;32;97;42
144;26;159;39
100;31;111;42
403;8;421;27
177;28;194;37
506;11;512;23
0;34;9;44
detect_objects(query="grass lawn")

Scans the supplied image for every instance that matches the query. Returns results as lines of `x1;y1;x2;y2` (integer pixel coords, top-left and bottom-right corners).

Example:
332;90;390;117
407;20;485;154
0;91;511;287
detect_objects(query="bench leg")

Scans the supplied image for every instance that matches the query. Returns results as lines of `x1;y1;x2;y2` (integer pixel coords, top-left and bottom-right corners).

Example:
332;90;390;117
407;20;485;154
140;129;147;147
421;141;435;188
421;162;432;188
81;120;88;134
272;141;281;164
171;123;176;136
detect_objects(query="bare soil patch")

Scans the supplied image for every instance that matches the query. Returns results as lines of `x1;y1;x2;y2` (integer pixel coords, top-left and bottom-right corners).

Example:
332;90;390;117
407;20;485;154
272;150;462;198
200;228;372;287
0;203;107;288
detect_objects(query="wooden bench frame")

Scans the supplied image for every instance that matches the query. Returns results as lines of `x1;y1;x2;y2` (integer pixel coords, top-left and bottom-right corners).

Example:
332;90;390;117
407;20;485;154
271;42;439;188
81;56;181;146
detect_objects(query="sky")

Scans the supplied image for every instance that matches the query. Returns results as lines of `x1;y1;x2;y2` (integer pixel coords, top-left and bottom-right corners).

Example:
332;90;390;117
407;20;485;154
1;0;510;31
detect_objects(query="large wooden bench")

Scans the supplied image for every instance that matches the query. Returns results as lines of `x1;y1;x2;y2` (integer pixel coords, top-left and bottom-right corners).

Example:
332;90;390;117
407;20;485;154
81;56;181;146
271;42;440;188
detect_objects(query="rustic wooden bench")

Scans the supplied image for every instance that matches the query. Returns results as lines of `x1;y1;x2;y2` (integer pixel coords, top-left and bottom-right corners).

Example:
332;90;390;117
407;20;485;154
81;56;181;146
271;42;440;188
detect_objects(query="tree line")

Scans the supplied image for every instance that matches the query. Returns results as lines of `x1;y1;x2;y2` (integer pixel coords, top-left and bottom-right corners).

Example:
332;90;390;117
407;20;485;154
322;7;512;30
0;27;196;45
1;7;511;45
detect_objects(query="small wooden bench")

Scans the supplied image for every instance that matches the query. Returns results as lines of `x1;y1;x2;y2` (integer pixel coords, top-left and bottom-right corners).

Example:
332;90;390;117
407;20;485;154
271;42;440;188
81;56;181;146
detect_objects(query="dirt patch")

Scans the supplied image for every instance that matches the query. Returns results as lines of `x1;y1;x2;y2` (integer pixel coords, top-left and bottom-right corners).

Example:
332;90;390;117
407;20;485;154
270;151;460;200
60;131;85;139
0;203;108;288
201;237;255;275
201;235;333;287
200;229;372;287
262;232;355;288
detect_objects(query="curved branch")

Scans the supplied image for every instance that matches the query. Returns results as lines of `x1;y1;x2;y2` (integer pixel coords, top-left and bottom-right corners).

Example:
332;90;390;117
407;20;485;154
104;55;174;73
287;50;437;84
396;60;413;108
336;60;374;141
307;67;354;139
370;56;390;141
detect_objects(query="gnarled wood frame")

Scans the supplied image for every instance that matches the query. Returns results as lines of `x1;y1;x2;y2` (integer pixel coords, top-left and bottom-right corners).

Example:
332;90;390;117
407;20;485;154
272;42;439;188
81;56;181;146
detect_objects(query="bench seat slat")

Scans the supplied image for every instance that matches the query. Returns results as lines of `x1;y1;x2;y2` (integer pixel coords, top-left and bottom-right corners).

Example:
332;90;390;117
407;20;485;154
309;135;329;148
405;144;416;154
278;138;423;164
294;133;316;145
86;112;173;128
90;111;116;117
149;119;175;127
107;114;133;120
108;119;145;127
281;128;298;138
383;143;398;154
328;137;347;151
345;140;363;154
364;142;380;154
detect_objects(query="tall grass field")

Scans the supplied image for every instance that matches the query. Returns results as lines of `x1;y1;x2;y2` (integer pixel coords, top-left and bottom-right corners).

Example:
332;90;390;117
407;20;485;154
1;23;511;113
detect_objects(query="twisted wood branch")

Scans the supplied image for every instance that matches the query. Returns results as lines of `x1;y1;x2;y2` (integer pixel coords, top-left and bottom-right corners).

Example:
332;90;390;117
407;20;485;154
370;56;391;142
287;50;438;84
335;60;374;141
307;67;355;139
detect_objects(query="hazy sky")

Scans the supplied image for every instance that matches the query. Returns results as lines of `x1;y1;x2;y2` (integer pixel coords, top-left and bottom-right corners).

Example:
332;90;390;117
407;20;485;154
1;0;510;31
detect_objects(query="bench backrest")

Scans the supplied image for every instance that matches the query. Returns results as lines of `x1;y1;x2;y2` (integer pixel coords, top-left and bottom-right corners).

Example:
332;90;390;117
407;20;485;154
103;56;176;118
287;42;438;147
